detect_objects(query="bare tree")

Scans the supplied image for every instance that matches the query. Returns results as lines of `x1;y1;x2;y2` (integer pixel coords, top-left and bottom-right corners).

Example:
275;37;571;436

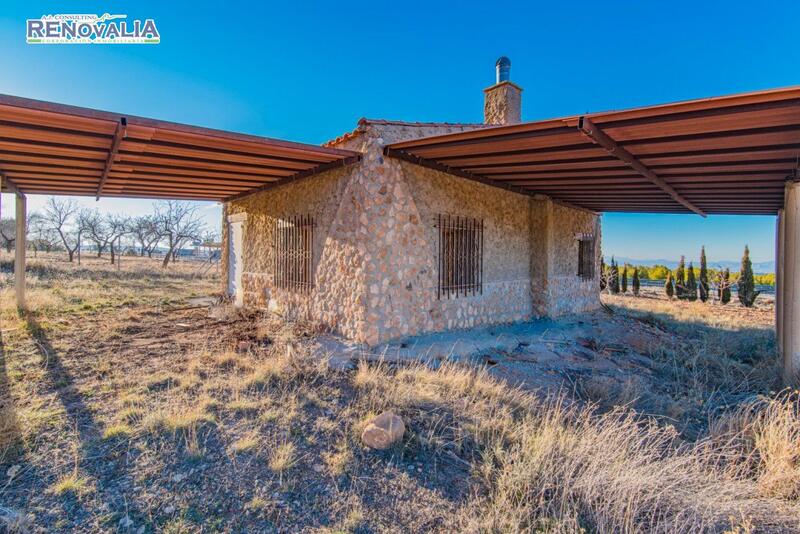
43;198;83;262
105;214;130;265
0;218;14;252
28;212;59;257
154;201;205;268
130;215;161;257
80;209;113;258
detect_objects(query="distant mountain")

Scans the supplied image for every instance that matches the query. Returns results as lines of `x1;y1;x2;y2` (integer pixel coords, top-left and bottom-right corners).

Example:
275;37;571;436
605;256;775;274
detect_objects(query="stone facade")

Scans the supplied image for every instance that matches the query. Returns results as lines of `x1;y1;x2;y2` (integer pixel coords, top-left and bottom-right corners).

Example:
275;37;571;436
223;120;600;346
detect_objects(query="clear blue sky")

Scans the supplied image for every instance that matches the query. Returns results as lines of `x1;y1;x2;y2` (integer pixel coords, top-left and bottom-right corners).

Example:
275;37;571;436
1;1;797;263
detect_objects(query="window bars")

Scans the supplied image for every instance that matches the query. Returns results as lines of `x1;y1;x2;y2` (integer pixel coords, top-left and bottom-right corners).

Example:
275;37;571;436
437;214;484;299
274;215;315;293
578;237;595;280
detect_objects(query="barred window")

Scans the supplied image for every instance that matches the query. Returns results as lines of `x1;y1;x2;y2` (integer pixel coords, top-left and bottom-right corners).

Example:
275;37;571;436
274;215;314;293
577;236;595;280
438;214;483;299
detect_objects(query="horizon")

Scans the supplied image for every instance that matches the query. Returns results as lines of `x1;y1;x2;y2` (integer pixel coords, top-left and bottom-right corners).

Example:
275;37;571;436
1;1;797;263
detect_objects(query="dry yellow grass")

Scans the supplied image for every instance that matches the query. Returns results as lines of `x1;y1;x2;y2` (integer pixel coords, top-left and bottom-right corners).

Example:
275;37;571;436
349;359;800;531
268;441;296;473
47;472;92;497
230;430;260;454
710;392;800;500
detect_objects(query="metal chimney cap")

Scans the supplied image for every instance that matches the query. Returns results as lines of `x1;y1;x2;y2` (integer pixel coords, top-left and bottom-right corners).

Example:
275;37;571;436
495;56;511;83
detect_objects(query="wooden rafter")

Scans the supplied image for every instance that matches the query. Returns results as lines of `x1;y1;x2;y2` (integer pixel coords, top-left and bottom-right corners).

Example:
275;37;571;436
0;170;21;194
96;118;127;199
577;117;706;217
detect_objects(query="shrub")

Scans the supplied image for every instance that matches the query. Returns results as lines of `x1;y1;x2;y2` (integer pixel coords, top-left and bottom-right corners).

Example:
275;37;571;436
699;246;709;302
621;265;628;293
675;256;686;299
609;257;620;294
738;245;760;307
665;272;674;299
686;262;698;301
720;268;732;304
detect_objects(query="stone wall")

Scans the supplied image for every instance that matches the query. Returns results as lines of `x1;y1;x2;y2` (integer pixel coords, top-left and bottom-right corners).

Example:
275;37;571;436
528;197;600;317
224;164;370;341
393;160;533;339
222;119;600;345
545;203;601;316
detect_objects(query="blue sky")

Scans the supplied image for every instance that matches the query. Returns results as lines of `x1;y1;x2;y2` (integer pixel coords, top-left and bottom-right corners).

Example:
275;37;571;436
1;1;797;263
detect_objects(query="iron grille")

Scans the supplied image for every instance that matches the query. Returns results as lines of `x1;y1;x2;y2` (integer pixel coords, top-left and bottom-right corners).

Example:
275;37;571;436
437;214;483;299
578;238;595;280
274;215;314;293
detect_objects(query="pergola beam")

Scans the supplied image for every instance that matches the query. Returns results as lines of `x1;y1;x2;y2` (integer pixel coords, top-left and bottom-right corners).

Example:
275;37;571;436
96;117;127;200
577;117;707;217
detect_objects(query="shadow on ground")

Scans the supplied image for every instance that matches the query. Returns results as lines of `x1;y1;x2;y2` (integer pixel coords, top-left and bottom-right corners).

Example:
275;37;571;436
22;311;100;450
0;331;22;463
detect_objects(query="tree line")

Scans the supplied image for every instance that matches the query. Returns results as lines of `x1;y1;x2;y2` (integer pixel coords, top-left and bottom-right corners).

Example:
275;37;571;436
608;261;774;286
601;245;761;307
0;198;217;268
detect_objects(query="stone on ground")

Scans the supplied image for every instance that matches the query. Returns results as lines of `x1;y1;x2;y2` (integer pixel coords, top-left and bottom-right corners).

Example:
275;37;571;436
361;411;405;450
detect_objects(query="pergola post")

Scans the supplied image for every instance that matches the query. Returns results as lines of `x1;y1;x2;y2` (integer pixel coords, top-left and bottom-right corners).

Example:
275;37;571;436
14;192;26;309
781;181;800;383
776;208;785;363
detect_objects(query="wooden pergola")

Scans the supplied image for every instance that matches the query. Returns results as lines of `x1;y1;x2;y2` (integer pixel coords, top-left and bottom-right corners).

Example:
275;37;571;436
0;94;361;201
0;94;360;307
386;86;800;216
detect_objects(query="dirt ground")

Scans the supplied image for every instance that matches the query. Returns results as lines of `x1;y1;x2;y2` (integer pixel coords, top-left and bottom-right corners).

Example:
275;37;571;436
0;254;795;533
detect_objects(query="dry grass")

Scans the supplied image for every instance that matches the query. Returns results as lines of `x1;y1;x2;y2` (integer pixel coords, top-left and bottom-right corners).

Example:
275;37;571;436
268;441;297;473
348;358;800;532
1;254;799;532
710;392;800;500
230;430;260;454
102;423;133;440
47;472;92;497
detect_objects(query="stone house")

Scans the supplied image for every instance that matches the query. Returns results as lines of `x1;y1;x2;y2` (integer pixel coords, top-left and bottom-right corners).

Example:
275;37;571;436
222;58;600;346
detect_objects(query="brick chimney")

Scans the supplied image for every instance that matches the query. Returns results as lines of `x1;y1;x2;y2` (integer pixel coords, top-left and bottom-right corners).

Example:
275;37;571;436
483;57;522;125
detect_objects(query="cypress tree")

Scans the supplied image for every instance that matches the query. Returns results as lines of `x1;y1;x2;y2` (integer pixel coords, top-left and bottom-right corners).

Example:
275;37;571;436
665;272;675;299
600;257;607;291
675;256;686;299
686;262;698;301
632;268;640;296
610;257;620;294
738;245;760;307
720;268;732;305
698;246;709;302
621;265;628;293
